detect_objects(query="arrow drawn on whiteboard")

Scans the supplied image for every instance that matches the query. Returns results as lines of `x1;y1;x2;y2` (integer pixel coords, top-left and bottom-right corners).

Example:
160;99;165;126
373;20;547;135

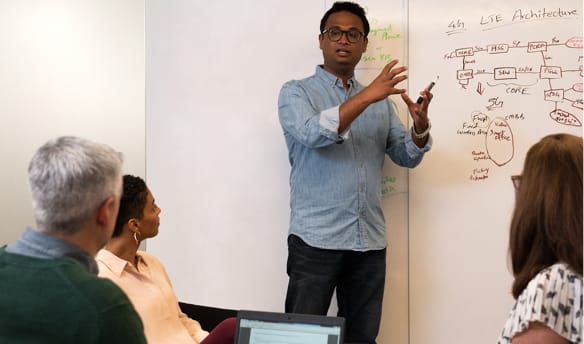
477;82;485;95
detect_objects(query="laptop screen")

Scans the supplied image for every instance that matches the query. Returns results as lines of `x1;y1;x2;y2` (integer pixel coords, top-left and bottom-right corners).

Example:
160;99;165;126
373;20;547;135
234;310;344;344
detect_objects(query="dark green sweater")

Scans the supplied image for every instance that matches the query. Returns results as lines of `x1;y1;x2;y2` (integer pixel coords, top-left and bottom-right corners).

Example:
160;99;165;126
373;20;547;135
0;248;146;343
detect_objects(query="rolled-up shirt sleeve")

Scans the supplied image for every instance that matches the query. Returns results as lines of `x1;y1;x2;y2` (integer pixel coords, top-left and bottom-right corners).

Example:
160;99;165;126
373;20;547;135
278;81;346;147
319;105;350;141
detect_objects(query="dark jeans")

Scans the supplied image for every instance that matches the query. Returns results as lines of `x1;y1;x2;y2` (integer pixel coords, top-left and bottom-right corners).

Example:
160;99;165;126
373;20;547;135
285;235;386;344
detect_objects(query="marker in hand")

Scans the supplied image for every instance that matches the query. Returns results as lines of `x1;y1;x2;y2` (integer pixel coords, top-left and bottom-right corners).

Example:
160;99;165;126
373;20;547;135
416;75;439;104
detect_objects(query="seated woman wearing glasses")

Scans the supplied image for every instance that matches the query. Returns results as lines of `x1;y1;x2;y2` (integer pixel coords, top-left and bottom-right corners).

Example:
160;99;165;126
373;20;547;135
497;133;582;343
97;175;235;344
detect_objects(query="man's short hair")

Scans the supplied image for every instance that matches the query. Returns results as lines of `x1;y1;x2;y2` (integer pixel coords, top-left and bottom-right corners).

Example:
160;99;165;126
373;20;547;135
320;1;370;36
28;136;123;234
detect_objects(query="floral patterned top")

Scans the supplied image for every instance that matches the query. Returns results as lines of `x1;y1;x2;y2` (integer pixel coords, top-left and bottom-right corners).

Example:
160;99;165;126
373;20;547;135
497;262;583;343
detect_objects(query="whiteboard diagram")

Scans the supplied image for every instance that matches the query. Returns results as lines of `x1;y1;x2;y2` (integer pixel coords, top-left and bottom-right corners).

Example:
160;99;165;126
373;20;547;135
439;7;582;182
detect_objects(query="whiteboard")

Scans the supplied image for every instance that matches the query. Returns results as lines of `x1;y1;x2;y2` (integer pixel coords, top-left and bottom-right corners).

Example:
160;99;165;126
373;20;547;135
408;0;582;343
146;0;583;343
146;0;409;343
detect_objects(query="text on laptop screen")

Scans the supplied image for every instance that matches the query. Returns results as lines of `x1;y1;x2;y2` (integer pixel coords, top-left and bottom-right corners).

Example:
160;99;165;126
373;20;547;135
236;318;342;344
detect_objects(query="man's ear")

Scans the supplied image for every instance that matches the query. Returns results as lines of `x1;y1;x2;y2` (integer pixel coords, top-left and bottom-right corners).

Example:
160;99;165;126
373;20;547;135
96;196;117;227
363;37;368;52
319;34;324;50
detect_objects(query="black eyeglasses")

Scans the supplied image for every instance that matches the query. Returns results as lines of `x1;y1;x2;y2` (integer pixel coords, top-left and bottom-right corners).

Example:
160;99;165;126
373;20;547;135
511;175;522;190
322;27;365;43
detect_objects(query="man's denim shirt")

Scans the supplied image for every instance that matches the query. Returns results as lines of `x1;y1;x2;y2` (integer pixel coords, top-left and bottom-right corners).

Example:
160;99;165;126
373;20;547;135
278;66;432;251
5;228;98;274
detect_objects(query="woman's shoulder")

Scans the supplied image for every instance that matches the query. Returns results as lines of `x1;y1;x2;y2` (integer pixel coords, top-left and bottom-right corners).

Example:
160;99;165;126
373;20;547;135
522;262;582;314
519;262;583;342
498;262;582;343
136;250;167;270
136;250;161;262
529;262;582;289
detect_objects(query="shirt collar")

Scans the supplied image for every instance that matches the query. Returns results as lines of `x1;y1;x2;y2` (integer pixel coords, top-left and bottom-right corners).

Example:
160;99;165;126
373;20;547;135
96;248;146;276
5;228;98;274
316;65;356;89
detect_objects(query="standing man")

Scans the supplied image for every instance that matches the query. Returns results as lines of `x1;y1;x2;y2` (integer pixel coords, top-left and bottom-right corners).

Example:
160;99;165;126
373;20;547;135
277;2;433;343
0;136;146;343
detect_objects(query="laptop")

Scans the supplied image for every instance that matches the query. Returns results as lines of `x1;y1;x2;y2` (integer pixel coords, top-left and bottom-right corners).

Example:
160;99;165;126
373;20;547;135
234;310;345;344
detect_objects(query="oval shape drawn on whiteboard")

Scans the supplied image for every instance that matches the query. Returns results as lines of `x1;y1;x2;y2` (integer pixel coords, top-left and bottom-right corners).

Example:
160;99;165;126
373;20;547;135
565;36;583;48
485;118;514;167
550;109;582;127
573;82;583;92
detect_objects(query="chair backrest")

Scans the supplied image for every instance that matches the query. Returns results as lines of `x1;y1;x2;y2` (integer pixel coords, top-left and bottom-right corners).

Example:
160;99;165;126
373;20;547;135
178;302;238;331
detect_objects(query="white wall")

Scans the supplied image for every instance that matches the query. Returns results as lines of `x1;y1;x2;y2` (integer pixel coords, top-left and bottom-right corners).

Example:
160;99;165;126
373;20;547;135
0;0;145;245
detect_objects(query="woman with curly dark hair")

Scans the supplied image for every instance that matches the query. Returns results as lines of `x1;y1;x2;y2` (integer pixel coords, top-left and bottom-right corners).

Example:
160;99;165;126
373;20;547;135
97;175;235;344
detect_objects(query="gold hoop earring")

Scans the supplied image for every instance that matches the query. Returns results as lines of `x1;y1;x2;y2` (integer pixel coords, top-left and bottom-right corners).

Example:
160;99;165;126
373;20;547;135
133;231;141;245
